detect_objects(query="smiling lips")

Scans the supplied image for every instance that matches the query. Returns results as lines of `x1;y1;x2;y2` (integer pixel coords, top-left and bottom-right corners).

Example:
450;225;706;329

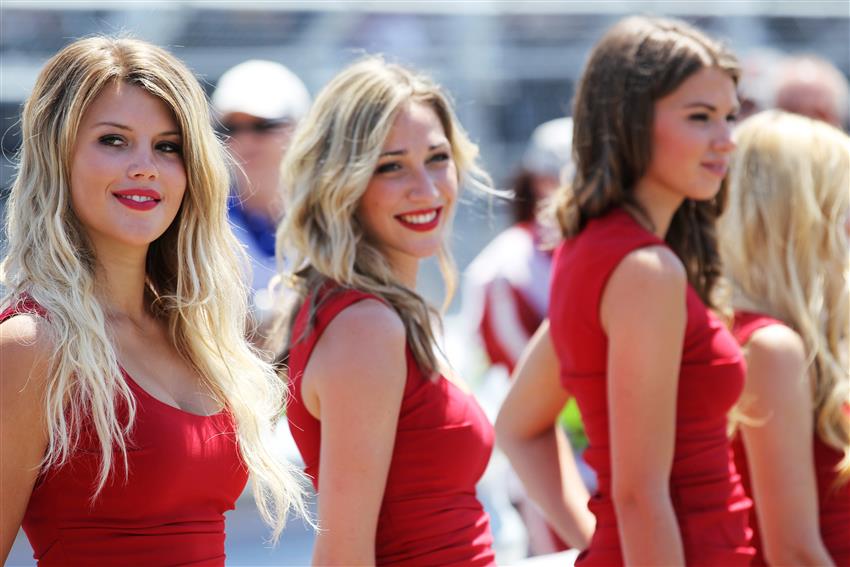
395;207;442;232
112;188;162;211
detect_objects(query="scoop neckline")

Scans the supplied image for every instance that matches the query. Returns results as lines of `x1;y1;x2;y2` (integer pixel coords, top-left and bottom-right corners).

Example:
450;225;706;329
120;368;226;419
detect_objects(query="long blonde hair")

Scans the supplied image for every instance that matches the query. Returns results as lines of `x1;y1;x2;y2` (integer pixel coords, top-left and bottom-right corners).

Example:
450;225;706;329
720;110;850;483
272;56;489;374
0;36;306;540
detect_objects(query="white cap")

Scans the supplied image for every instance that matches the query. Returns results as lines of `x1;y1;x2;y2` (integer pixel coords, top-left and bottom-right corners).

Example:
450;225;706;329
212;60;311;122
522;117;574;179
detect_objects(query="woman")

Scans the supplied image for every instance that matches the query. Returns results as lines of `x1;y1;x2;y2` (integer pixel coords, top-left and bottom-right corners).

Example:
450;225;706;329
273;57;496;565
462;117;589;556
720;110;850;566
496;16;754;565
0;37;306;565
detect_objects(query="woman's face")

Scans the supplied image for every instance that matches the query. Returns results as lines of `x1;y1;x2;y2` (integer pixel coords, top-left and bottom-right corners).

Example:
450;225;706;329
357;101;458;283
637;66;739;208
70;82;187;255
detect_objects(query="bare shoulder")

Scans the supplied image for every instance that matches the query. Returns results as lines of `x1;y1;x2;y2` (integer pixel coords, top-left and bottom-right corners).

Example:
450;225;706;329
745;324;807;380
326;298;406;340
602;245;687;330
0;313;54;394
613;245;687;288
310;298;407;389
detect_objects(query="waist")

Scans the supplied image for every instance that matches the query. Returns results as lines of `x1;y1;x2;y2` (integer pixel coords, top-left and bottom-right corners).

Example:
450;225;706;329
23;518;227;566
376;500;494;566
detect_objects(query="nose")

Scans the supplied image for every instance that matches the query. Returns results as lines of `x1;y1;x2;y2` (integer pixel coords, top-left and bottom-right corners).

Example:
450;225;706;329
127;146;158;180
408;166;441;202
712;121;736;153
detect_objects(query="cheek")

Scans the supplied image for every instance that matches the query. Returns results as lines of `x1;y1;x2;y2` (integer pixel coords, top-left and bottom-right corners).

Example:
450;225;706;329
68;149;106;211
440;166;459;202
164;159;188;201
653;125;703;175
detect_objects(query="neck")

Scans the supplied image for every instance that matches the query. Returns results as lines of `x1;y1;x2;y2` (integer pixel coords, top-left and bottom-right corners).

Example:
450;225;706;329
631;181;684;238
391;258;419;290
91;239;150;323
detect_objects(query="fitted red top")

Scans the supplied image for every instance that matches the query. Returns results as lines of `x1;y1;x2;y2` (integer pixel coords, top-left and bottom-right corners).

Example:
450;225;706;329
732;311;850;566
286;286;496;566
549;208;753;566
1;299;248;566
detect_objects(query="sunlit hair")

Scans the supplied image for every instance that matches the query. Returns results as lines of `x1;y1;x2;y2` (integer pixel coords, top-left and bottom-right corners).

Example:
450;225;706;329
720;110;850;483
271;56;489;374
0;36;306;540
551;16;740;307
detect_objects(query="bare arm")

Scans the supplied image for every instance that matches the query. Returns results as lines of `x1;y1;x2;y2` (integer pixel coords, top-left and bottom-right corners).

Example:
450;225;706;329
601;246;687;566
485;278;532;368
495;320;595;549
1;315;50;563
738;325;834;566
301;300;407;566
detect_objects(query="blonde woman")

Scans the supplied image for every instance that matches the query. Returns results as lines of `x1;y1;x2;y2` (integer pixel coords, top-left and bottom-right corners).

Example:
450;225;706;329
274;57;496;565
0;37;306;565
720;110;850;566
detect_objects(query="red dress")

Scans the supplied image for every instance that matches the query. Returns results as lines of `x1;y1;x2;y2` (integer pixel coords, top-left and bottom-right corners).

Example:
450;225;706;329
1;299;248;566
549;208;753;566
732;311;850;566
286;286;496;566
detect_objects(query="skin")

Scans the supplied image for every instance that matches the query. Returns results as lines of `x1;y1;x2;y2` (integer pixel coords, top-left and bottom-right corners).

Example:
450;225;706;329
224;111;294;221
494;320;596;549
499;65;738;567
302;101;461;565
0;314;52;563
610;66;737;566
1;82;215;560
738;325;834;566
356;101;457;288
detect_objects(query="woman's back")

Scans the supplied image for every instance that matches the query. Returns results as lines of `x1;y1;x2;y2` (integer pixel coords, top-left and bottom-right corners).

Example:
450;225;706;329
549;208;752;566
732;311;850;566
287;286;495;565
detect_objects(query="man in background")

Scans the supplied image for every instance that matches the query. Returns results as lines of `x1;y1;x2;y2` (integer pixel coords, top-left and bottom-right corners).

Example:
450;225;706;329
774;55;849;130
212;60;311;328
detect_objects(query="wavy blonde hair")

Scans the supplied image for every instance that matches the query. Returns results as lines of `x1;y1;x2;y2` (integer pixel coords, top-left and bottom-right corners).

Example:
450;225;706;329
719;110;850;483
271;56;489;374
0;36;306;540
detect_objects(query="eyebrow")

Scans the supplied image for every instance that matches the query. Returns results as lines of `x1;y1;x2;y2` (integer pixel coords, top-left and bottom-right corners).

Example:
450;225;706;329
93;121;181;136
379;142;449;158
684;102;740;113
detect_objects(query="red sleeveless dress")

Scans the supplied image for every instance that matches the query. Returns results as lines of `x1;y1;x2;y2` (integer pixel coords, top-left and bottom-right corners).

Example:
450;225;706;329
1;298;248;566
732;311;850;566
549;208;753;566
286;286;496;566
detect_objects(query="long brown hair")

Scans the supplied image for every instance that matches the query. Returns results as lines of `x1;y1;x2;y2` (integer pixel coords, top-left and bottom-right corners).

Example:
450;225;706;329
553;16;739;306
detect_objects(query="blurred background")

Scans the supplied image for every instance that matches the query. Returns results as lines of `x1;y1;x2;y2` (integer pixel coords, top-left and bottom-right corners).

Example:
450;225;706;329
2;1;848;565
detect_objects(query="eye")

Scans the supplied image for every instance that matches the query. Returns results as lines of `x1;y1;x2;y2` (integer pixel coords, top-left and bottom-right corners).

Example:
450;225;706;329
428;152;451;164
375;161;401;174
688;113;710;122
99;135;125;147
725;113;739;124
156;141;182;154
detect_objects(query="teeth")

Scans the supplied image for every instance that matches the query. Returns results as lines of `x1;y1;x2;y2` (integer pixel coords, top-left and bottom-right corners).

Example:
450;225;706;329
399;211;437;224
120;195;155;202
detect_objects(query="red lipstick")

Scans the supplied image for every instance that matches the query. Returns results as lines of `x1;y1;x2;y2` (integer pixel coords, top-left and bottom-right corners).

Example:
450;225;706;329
394;207;442;232
112;188;162;211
